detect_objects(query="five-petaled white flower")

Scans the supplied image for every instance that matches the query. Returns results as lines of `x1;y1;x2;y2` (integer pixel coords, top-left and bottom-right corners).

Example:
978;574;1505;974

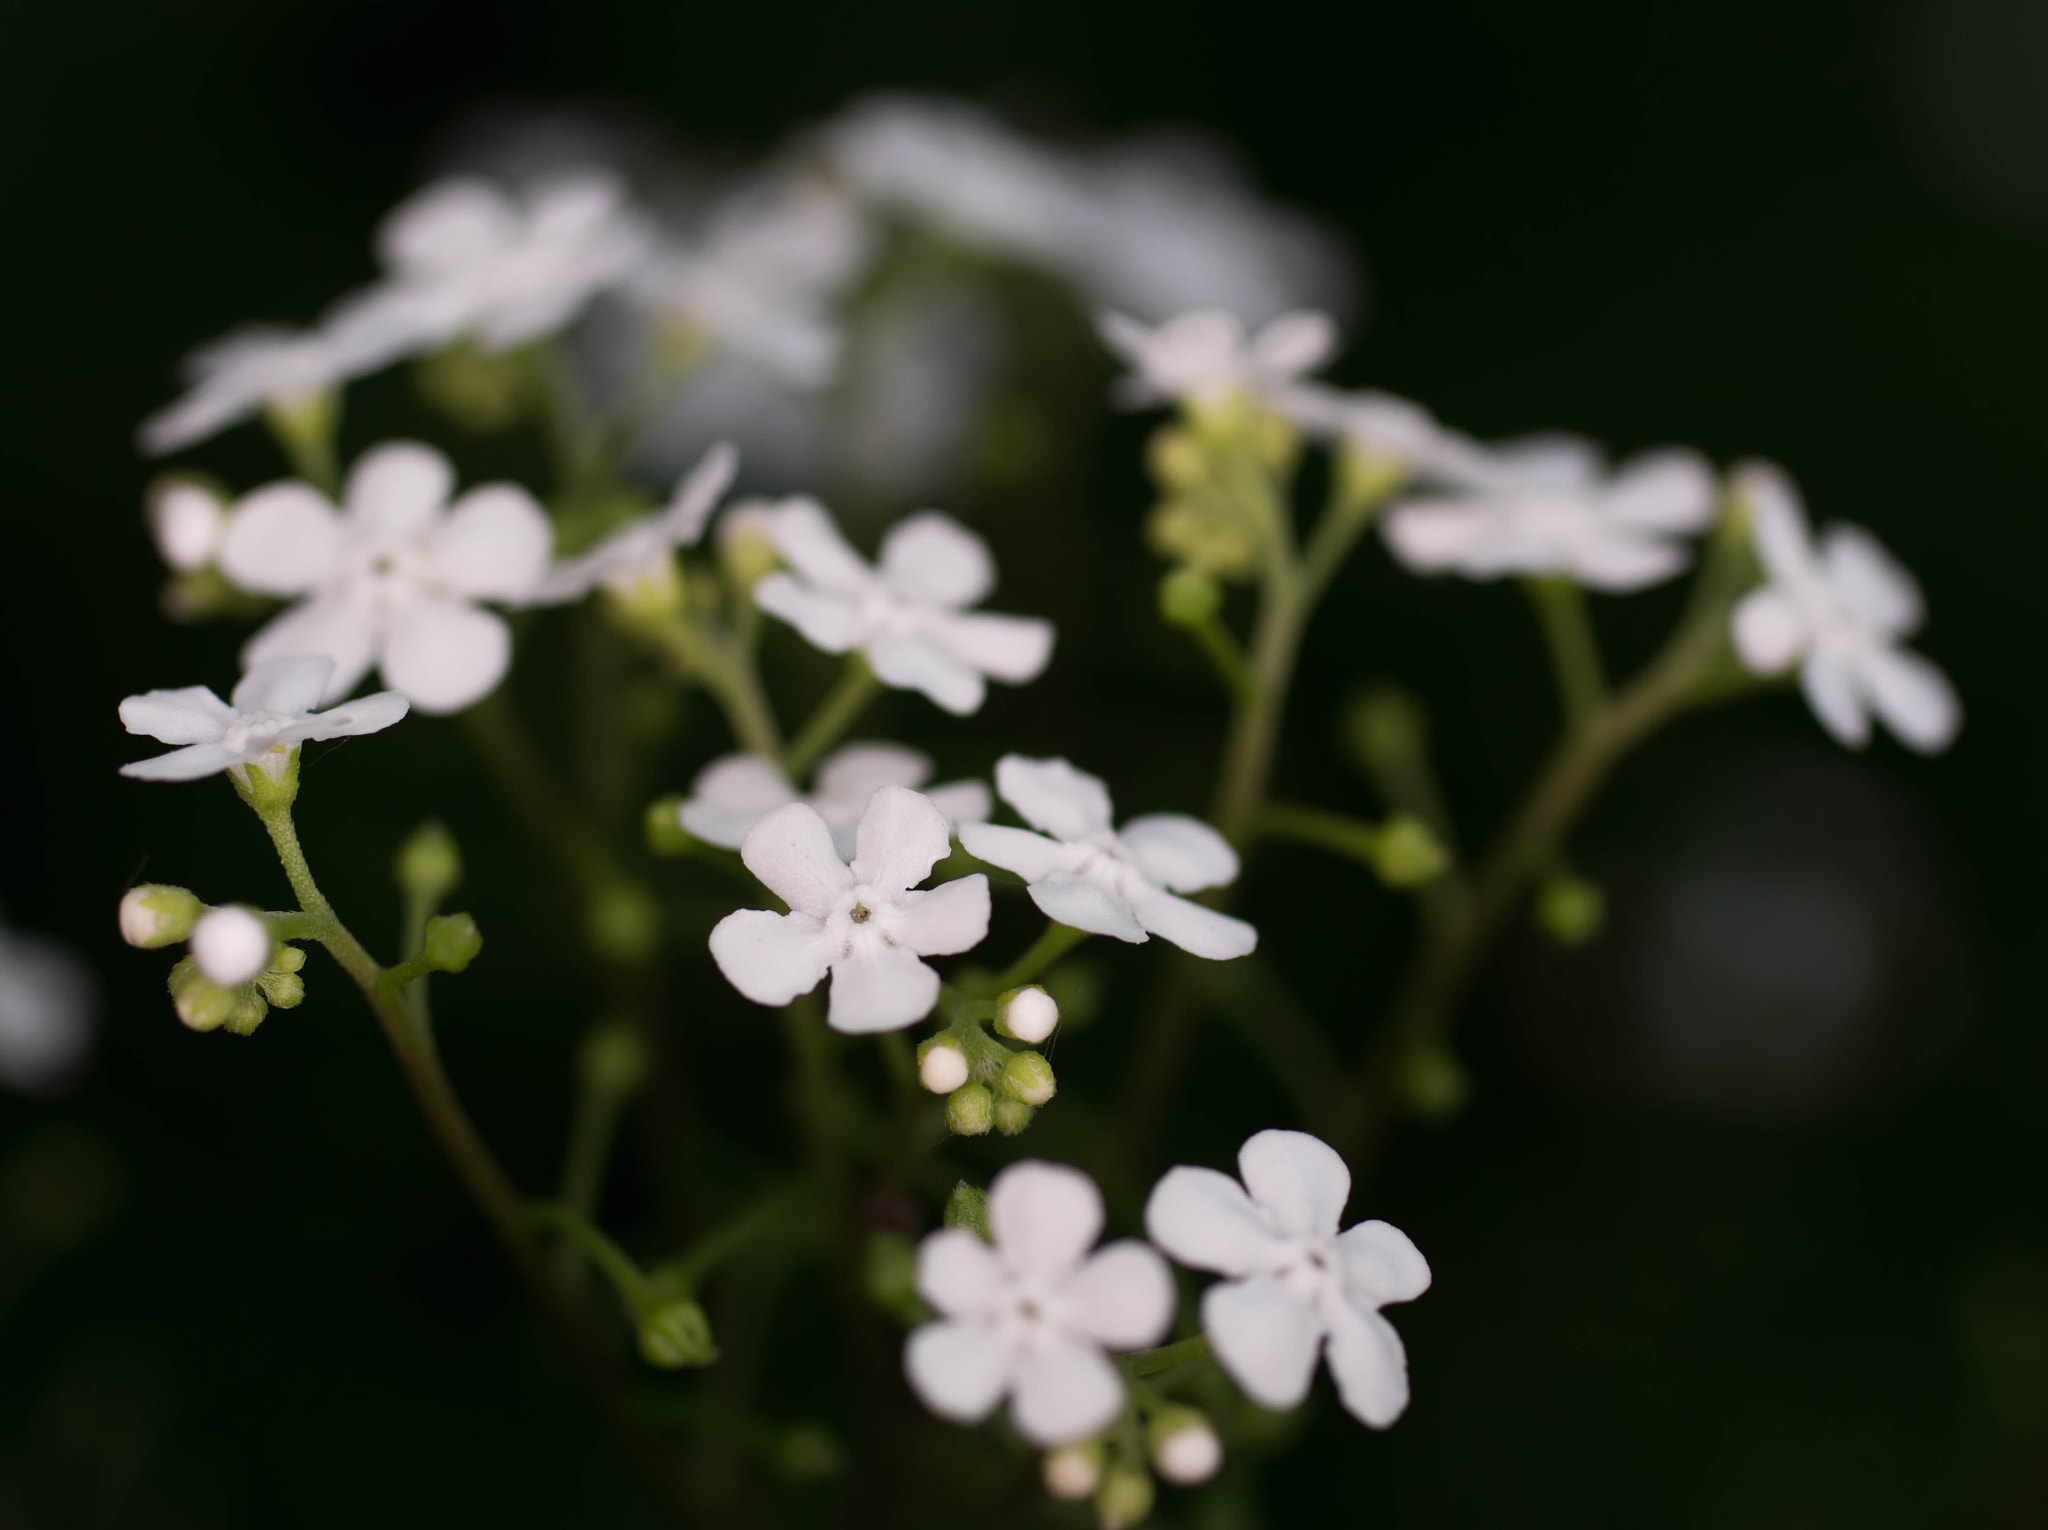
681;742;990;858
218;441;552;714
753;501;1054;716
1380;446;1718;592
959;756;1256;960
905;1159;1174;1445
1096;308;1335;413
528;442;738;606
119;656;410;782
1146;1129;1429;1429
708;785;991;1033
1730;462;1960;753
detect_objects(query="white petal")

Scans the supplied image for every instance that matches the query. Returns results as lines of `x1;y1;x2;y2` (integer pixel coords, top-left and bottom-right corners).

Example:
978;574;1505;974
1335;1220;1432;1305
1820;524;1923;637
1736;462;1815;586
119;742;241;782
660;441;739;548
904;1319;1012;1425
1566;530;1689;592
866;632;986;715
242;600;378;704
988;1160;1103;1281
429;484;553;600
380;599;511;714
850;785;953;892
1238;1129;1351;1239
770;497;873;593
994;755;1115;841
1731;588;1807;675
1063;1241;1175;1350
683;755;797;848
1126;887;1257;960
1010;1337;1124;1446
708;908;833;1007
925;779;992;831
1380;503;1493;575
826;944;940;1033
230;656;333;716
754;574;863;653
1601;449;1716;534
1030;877;1149;943
1144;1165;1277;1277
1117;815;1239;894
1324;1302;1411;1429
877;513;995;608
149;483;225;571
1860;644;1960;754
739;802;853;918
894;875;991;957
1801;649;1870;748
118;686;232;745
219;483;344;595
928;611;1056;684
378;177;517;273
1249;311;1336;379
298;689;411;742
813;741;932;802
1480;433;1603;492
915;1228;1006;1317
958;823;1069;881
1201;1276;1322;1410
344;441;453;547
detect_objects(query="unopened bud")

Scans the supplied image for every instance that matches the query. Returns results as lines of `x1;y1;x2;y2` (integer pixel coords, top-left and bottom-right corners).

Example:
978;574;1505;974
1535;874;1604;946
394;820;461;903
917;1038;970;1094
119;884;201;949
992;1098;1036;1136
1344;685;1428;772
146;477;226;572
999;1050;1056;1107
167;958;239;1034
774;1425;844;1482
716;499;782;590
638;1298;717;1368
422;912;484;973
1336;440;1410;509
1400;1045;1469;1122
943;1181;990;1239
1043;1440;1104;1501
413;341;531;432
1149;1410;1222;1485
946;1083;994;1136
1370;815;1450;888
587;882;657;962
256;967;305;1009
995;985;1059;1044
189;907;273;987
1157;566;1222;628
579;1022;649;1096
644;795;695;855
1096;1466;1155;1529
1145;426;1207;491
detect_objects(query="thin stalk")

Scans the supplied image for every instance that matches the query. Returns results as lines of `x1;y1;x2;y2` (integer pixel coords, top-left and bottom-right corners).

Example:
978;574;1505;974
1124;1334;1211;1379
1253;801;1385;870
1525;577;1608;734
989;922;1090;994
781;658;882;778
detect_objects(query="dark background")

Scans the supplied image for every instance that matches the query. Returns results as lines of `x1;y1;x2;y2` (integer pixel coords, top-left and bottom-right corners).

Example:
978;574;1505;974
3;0;2046;1524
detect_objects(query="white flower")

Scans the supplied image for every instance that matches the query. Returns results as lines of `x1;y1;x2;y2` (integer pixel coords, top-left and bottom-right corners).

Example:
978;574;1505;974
218;441;552;714
708;786;991;1033
754;502;1054;716
119;656;410;782
373;171;653;353
528;442;738;605
0;922;95;1095
1380;446;1718;592
1730;463;1961;753
1097;308;1335;413
1145;1129;1430;1429
680;741;990;857
959;756;1256;960
904;1160;1174;1445
189;908;274;987
1275;383;1497;488
147;480;229;571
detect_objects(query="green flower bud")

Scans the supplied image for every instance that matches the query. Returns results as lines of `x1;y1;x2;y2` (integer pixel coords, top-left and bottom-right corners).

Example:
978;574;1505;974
394;820;462;904
1535;874;1604;946
946;1083;994;1136
992;1098;1036;1136
1096;1465;1155;1529
422;913;484;974
118;884;202;949
943;1181;990;1240
994;984;1060;1043
167;957;238;1033
1042;1440;1104;1501
1146;496;1260;581
1336;440;1411;509
1156;565;1223;628
1145;426;1207;491
1344;685;1429;776
587;883;658;963
221;990;271;1036
256;967;305;1009
999;1050;1057;1107
578;1022;649;1097
1370;815;1450;888
638;1297;717;1368
774;1425;844;1482
644;795;695;856
1400;1045;1469;1122
413;341;533;432
272;945;306;974
228;745;301;811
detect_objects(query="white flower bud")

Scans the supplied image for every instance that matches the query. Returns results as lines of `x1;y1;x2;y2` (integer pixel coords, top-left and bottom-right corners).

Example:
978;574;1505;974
188;907;273;987
1042;1441;1103;1501
999;1050;1056;1107
918;1039;970;1094
118;884;202;948
996;984;1059;1044
147;480;225;572
1149;1412;1222;1485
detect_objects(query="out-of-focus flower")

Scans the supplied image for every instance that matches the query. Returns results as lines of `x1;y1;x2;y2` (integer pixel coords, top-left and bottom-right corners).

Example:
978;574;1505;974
146;480;229;571
960;756;1256;960
754;502;1054;716
1145;1129;1429;1428
119;657;410;782
709;786;991;1033
1098;308;1335;413
528;442;737;605
188;907;274;987
219;442;552;713
1277;383;1496;488
1380;447;1718;592
681;742;990;857
1730;463;1961;753
904;1159;1174;1445
0;921;95;1095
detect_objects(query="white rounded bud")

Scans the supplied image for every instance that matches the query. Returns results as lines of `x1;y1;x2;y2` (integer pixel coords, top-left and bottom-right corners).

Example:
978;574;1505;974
918;1040;970;1094
119;884;201;948
189;907;273;987
997;985;1059;1044
147;481;225;571
1151;1416;1222;1485
1041;1442;1103;1501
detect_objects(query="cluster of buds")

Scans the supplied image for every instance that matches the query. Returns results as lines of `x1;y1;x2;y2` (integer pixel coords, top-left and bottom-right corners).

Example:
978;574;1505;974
123;887;305;1036
916;985;1060;1137
1041;1404;1224;1527
1142;403;1299;582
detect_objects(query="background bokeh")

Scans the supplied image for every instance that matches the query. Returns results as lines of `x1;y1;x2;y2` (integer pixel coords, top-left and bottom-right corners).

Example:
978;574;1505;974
3;0;2046;1524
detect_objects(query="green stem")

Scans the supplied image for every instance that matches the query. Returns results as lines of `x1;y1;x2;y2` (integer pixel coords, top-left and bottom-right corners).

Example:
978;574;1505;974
558;1064;633;1242
781;657;881;778
530;1201;652;1309
988;922;1090;994
652;1182;812;1293
1525;577;1608;734
1253;801;1386;870
1182;613;1253;702
646;618;784;759
1124;1334;1211;1379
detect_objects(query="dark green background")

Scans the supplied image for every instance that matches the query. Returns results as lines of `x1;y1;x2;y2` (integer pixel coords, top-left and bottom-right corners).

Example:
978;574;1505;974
2;0;2045;1524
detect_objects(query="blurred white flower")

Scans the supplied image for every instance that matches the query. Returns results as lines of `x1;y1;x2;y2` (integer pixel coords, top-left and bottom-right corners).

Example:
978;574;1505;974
146;480;229;571
708;786;991;1033
219;442;552;713
0;921;95;1095
119;656;410;782
681;742;990;857
1145;1129;1429;1429
1277;383;1497;487
189;907;274;987
1097;308;1335;413
528;442;737;605
754;502;1054;716
1380;447;1718;592
960;756;1256;960
1730;463;1961;753
905;1159;1174;1445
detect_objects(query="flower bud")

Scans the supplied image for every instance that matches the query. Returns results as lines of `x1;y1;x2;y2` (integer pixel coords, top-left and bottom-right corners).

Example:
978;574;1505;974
256;967;305;1009
1145;426;1207;491
189;907;273;987
1400;1045;1469;1122
1156;566;1222;629
394;820;462;904
638;1297;718;1368
644;795;695;856
946;1083;994;1136
167;957;239;1033
774;1425;844;1482
1042;1441;1104;1501
917;1037;970;1094
422;912;484;973
413;340;532;432
1148;1410;1222;1485
587;883;658;963
579;1021;649;1097
1336;439;1410;509
1370;814;1450;888
119;885;202;949
999;1050;1056;1107
1535;873;1604;946
995;985;1059;1044
1095;1466;1155;1529
943;1180;990;1239
717;500;783;590
146;477;226;572
1344;684;1428;774
992;1098;1036;1136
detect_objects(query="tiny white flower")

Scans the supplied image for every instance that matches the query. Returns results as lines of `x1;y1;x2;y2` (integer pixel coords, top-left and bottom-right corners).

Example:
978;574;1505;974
1145;1129;1430;1429
959;756;1256;961
918;1040;970;1094
119;656;410;782
1097;308;1335;413
189;907;274;987
904;1159;1174;1445
998;985;1059;1045
754;501;1054;716
218;441;552;714
1041;1443;1103;1501
0;921;95;1095
1730;462;1960;753
708;786;991;1034
680;741;991;858
1380;446;1717;592
1151;1416;1223;1485
527;442;738;606
147;480;229;571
